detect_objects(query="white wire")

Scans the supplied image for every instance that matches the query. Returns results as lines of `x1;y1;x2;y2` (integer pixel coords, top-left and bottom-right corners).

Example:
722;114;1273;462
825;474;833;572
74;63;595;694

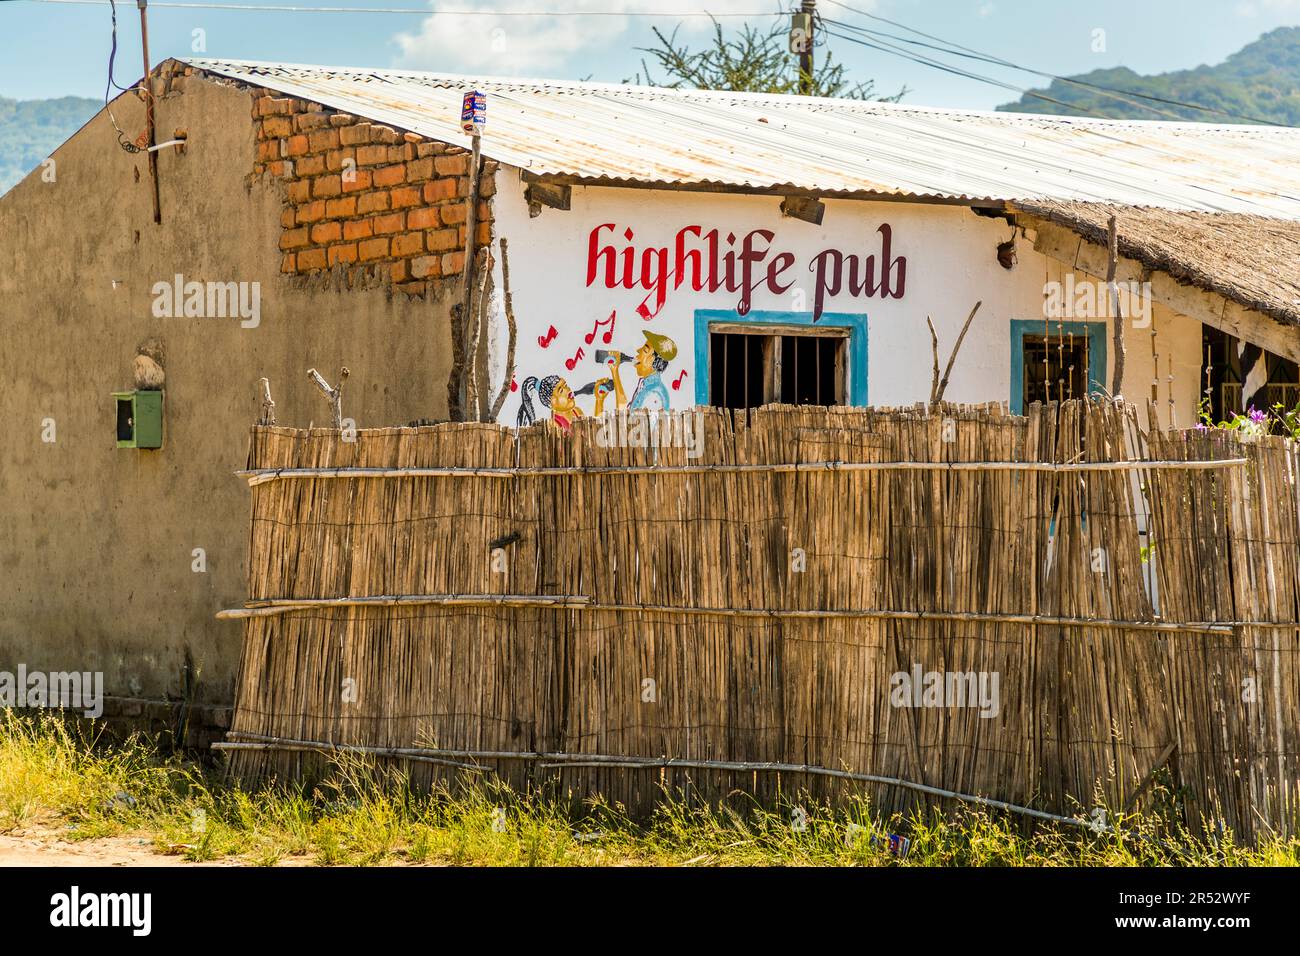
14;0;776;15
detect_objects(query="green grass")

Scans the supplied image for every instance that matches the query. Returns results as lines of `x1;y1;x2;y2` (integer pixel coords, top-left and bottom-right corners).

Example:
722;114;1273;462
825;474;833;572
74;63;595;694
2;712;1296;866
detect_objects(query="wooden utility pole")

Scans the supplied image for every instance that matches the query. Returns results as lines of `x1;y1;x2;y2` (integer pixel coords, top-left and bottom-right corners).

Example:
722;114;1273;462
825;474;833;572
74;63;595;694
1107;215;1125;397
795;0;816;95
137;0;161;224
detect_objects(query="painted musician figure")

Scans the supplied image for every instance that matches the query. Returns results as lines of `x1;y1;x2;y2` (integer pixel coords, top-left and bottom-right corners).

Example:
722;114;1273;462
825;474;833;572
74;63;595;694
606;330;677;412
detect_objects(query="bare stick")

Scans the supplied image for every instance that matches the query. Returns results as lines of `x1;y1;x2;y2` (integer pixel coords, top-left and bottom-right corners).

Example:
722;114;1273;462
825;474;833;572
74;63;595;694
1108;215;1125;397
307;366;349;430
927;316;941;406
488;237;518;421
257;377;276;426
934;301;982;404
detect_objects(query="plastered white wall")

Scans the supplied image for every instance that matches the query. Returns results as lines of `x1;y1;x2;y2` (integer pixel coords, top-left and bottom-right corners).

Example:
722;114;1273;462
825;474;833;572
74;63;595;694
487;167;1202;428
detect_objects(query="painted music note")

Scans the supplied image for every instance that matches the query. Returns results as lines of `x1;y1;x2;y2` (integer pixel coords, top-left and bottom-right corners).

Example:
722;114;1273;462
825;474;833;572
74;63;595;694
537;325;558;349
583;309;618;345
564;347;586;371
672;370;689;391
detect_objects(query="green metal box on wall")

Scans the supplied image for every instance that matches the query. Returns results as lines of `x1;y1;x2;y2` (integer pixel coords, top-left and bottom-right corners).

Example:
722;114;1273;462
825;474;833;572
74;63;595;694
114;390;164;449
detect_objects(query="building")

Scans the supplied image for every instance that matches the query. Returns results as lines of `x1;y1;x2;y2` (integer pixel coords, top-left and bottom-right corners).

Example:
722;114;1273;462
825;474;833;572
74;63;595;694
2;57;1298;735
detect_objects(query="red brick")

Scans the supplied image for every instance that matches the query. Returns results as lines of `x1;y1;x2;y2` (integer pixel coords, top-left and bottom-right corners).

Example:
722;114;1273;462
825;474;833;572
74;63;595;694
280;253;296;273
312;175;342;198
259;97;294;117
329;113;356;127
295;154;327;177
326;149;355;172
372;212;406;235
388;145;415;163
328;242;359;266
286;179;312;203
390;258;413;283
423;179;458;202
441;251;466;274
256;139;281;162
372;125;401;144
359;237;390;261
296;201;327;224
294;111;332;132
406;206;440;230
438;203;467;225
298;247;328;271
425;227;460;253
405;158;434;182
390;186;422;209
284;134;310;157
341;169;372;193
279;227;310;250
392;232;424;257
308;129;340;152
326;196;357;218
260;115;293;138
280;208;297;228
479;175;497;198
434;154;470;177
373;164;407;187
357;144;389;166
343;218;374;241
403;131;422;144
411;255;441;279
311;221;342;244
396;280;427;296
340;123;372;145
356;190;389;214
268;160;293;178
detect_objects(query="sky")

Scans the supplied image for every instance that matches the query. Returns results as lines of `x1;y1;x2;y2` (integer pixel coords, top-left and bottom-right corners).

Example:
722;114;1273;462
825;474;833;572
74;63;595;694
0;0;1298;109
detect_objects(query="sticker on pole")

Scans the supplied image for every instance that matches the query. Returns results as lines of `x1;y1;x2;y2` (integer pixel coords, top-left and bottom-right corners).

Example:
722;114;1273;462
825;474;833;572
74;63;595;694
461;90;487;135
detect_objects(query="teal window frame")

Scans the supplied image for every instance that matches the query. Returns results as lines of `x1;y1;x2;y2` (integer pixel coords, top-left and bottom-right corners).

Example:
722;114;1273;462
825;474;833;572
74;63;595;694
693;309;868;407
1009;319;1107;414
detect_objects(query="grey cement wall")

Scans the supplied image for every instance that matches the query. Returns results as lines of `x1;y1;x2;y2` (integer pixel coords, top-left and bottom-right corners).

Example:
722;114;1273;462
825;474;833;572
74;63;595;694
0;76;457;720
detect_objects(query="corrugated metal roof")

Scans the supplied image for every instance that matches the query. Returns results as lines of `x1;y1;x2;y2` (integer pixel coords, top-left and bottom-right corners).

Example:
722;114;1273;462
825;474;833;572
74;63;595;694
186;58;1300;219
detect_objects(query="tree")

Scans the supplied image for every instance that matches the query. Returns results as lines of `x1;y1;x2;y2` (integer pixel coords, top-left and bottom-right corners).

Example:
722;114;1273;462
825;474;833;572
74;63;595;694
634;18;907;101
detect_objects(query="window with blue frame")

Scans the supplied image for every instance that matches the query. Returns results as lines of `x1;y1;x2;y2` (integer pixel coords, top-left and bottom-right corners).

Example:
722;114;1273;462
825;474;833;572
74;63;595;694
1009;319;1107;414
694;309;868;409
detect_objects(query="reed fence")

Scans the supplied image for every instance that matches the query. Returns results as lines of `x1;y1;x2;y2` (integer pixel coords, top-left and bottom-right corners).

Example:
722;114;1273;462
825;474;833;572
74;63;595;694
216;400;1300;839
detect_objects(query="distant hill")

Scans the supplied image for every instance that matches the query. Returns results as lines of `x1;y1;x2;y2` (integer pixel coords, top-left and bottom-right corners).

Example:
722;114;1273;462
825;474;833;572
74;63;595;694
0;94;101;194
997;26;1300;125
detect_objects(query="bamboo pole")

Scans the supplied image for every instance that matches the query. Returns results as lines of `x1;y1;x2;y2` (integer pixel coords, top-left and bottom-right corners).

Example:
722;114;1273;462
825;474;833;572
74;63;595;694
215;594;1252;633
215;593;592;620
236;457;1249;486
213;731;1104;831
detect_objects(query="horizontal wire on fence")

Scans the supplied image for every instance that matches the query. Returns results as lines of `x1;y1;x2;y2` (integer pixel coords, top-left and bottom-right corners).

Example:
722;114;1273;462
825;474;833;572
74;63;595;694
235;457;1250;486
216;594;1267;633
215;593;591;620
213;731;1101;831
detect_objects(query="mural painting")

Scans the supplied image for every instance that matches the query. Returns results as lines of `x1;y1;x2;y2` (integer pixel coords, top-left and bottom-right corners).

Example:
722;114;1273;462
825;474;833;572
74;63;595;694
516;329;679;431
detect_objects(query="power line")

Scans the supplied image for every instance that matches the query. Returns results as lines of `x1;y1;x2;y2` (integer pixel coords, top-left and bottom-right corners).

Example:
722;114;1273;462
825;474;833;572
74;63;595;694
11;0;778;15
822;0;1285;127
821;25;1101;119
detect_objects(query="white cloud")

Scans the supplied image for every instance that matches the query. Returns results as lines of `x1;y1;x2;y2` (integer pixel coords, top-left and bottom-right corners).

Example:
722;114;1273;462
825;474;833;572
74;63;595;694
1236;0;1300;15
390;1;851;77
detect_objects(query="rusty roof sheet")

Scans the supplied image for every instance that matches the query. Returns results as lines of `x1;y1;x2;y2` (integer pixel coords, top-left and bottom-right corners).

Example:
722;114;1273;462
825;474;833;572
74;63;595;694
186;58;1300;219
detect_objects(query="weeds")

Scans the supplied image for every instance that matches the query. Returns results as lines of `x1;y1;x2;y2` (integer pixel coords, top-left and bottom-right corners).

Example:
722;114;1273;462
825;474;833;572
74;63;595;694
1;712;1295;867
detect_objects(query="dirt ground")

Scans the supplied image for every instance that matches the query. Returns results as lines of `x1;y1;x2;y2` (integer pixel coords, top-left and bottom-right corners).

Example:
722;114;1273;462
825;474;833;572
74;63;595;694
0;826;231;866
